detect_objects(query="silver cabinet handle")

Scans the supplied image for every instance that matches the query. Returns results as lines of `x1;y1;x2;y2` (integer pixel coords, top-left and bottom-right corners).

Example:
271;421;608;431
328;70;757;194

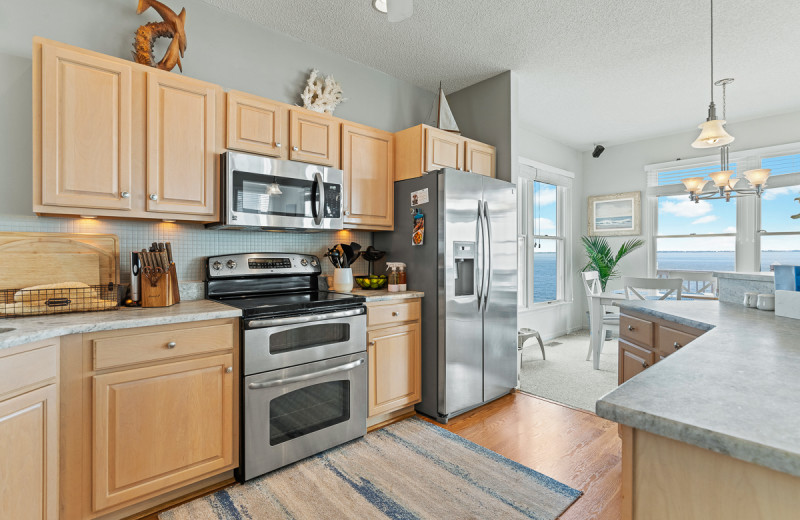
248;358;364;390
292;146;299;151
226;366;233;373
674;341;681;350
392;311;399;316
276;142;282;148
344;210;351;216
627;325;634;331
248;307;365;329
642;361;649;369
121;191;130;198
369;341;375;346
166;342;176;349
149;194;158;201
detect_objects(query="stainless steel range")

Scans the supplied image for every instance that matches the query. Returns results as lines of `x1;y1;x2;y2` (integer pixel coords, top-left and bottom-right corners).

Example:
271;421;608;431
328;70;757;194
206;253;367;481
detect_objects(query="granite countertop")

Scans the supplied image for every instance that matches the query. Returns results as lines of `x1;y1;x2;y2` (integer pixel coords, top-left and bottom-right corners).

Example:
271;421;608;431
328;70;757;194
348;289;425;302
0;300;241;351
597;300;800;477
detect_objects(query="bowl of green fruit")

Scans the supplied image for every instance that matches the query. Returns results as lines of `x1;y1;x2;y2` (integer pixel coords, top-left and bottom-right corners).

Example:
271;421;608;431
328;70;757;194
355;275;388;290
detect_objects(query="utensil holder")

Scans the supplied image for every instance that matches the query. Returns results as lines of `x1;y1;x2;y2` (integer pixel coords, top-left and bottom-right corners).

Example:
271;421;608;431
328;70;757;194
333;268;354;293
140;263;181;308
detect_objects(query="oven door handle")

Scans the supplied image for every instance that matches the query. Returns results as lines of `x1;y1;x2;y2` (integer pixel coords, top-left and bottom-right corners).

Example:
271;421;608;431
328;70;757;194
247;307;365;329
247;358;365;390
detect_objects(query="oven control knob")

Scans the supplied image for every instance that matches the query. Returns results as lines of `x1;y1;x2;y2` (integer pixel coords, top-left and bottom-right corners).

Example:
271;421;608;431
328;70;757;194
300;258;308;266
226;259;237;269
310;259;318;267
212;261;223;271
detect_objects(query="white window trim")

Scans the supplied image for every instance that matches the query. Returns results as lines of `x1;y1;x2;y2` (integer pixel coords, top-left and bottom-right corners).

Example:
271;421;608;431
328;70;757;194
517;160;574;309
644;142;800;274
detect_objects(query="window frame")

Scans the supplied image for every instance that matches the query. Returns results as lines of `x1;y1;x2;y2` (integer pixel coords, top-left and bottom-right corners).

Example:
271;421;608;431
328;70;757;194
517;161;574;309
645;142;800;275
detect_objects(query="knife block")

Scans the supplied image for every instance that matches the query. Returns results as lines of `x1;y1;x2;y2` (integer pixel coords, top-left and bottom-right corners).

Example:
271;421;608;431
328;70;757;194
140;263;181;308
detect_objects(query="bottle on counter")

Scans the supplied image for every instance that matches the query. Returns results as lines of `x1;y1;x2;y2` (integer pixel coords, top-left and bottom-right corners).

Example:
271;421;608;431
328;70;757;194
397;263;407;291
386;262;406;292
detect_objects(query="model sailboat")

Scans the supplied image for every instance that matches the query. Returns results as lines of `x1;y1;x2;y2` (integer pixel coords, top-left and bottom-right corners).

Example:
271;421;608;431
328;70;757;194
427;82;460;134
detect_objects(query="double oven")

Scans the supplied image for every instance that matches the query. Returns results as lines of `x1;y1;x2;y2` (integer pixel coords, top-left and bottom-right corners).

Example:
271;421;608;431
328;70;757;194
206;253;366;481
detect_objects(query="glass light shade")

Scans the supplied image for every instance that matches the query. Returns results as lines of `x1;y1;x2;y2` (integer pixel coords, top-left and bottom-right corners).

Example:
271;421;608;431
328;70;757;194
682;177;709;194
725;177;739;191
691;119;735;148
744;168;771;187
267;183;283;195
709;170;734;187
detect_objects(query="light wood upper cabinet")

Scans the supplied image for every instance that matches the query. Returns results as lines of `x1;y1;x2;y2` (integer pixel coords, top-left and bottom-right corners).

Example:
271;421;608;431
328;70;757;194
0;339;59;520
289;109;339;167
464;140;496;178
395;124;495;181
92;353;234;511
425;126;462;172
146;73;218;215
367;321;422;417
342;123;394;230
226;90;286;158
40;44;133;210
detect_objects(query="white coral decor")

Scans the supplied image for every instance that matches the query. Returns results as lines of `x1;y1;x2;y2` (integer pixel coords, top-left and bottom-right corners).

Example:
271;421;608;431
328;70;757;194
300;69;345;114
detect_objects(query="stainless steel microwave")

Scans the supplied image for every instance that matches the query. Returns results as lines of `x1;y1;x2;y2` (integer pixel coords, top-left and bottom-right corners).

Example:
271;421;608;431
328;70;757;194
209;152;343;231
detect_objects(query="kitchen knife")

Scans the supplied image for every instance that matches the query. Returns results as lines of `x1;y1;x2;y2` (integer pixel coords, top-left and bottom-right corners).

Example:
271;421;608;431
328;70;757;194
165;242;174;264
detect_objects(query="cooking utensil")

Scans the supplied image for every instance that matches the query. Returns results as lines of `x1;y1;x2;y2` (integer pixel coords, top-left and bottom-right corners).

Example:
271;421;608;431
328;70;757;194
340;243;354;268
362;246;386;276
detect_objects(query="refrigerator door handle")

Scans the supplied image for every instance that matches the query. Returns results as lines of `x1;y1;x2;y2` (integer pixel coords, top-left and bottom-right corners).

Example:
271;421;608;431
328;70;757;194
483;201;492;307
476;201;483;310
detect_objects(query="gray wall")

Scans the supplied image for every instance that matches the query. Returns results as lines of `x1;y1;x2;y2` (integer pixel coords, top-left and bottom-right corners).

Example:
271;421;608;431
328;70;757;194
448;71;513;182
0;0;434;281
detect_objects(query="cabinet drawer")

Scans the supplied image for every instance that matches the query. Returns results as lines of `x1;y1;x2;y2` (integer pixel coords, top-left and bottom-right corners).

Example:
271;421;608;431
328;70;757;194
367;300;421;328
93;322;234;370
0;342;58;399
619;339;655;385
620;314;654;347
657;325;698;358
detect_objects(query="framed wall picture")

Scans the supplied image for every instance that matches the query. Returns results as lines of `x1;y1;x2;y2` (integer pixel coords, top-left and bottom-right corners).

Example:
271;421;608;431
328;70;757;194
588;191;641;236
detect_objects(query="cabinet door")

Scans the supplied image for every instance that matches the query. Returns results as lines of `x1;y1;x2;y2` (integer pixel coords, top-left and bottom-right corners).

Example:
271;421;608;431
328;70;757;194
146;73;217;215
41;44;133;210
367;322;421;417
342;124;394;229
227;90;286;158
0;385;58;520
424;126;463;172
93;354;234;511
619;340;655;385
289;110;339;166
464;141;496;177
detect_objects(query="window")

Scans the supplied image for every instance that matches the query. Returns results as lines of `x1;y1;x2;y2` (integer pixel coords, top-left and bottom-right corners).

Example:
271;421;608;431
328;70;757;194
517;162;573;309
646;143;800;275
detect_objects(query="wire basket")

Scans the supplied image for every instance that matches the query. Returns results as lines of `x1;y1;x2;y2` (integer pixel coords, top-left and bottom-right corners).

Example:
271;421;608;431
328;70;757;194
0;283;121;318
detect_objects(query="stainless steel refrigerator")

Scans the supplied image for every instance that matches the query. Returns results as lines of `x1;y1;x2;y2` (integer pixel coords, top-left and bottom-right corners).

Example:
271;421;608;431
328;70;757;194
374;169;517;423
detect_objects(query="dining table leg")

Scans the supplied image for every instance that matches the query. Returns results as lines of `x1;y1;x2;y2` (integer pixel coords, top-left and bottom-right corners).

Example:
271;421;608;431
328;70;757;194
591;297;602;370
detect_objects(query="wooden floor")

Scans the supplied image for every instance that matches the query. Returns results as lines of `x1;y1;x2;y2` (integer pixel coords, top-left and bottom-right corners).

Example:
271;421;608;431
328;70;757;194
421;392;622;520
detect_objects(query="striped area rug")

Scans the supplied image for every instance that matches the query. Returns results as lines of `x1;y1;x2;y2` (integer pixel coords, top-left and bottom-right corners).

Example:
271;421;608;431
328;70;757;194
160;417;581;520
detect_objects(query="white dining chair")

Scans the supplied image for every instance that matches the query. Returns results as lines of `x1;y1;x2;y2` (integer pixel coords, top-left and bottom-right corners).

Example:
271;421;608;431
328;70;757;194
582;271;620;362
622;276;683;300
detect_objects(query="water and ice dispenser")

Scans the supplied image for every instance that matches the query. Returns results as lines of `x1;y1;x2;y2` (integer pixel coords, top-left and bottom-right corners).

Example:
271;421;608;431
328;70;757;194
453;241;476;296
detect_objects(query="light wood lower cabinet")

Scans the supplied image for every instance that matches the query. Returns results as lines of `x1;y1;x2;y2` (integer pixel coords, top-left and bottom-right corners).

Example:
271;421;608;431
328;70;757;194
341;123;394;230
618;340;654;386
60;318;238;519
0;339;60;520
92;354;234;511
366;299;422;420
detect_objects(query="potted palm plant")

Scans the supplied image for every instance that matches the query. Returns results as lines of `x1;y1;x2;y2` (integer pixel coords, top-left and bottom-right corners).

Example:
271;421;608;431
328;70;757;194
581;236;645;291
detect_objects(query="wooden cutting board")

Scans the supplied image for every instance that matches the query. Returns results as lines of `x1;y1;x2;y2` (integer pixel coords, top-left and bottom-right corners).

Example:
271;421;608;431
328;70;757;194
0;232;119;290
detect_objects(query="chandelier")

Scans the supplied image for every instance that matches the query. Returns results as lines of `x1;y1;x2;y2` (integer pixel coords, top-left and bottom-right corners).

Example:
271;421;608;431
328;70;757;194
681;0;770;203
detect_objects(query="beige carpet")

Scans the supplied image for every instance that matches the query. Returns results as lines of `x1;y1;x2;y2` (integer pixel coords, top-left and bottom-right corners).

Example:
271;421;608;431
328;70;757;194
159;418;581;520
519;330;618;412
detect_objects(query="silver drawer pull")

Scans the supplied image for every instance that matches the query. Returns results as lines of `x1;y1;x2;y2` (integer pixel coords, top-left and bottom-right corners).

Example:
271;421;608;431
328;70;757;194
226;366;233;373
642;361;649;368
248;307;365;328
166;342;176;349
674;341;681;349
627;325;634;331
392;311;399;317
248;358;365;390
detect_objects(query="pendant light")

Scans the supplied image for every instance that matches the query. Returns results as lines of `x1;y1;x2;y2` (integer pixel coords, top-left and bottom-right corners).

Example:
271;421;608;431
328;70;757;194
692;0;735;149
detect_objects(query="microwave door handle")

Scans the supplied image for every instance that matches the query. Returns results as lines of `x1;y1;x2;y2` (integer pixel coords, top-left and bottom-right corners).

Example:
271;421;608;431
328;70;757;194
476;201;483;311
483;201;492;308
247;307;365;328
312;171;324;226
248;358;365;389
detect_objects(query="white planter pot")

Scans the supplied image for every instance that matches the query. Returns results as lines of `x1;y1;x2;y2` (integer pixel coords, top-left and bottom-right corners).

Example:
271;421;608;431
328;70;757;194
333;268;354;293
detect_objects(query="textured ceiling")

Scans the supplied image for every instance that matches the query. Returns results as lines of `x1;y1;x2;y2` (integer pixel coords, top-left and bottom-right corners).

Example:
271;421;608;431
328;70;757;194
201;0;800;151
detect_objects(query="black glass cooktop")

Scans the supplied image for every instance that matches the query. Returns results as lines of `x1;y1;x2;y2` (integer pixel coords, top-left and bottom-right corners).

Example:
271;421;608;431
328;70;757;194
215;290;365;319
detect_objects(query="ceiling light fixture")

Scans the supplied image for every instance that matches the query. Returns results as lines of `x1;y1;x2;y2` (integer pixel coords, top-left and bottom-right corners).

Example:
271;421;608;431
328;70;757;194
691;0;734;149
373;0;413;22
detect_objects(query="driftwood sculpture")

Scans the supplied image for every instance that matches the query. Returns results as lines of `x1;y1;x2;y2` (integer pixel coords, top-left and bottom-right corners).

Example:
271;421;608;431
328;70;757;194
792;197;800;220
132;0;187;72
